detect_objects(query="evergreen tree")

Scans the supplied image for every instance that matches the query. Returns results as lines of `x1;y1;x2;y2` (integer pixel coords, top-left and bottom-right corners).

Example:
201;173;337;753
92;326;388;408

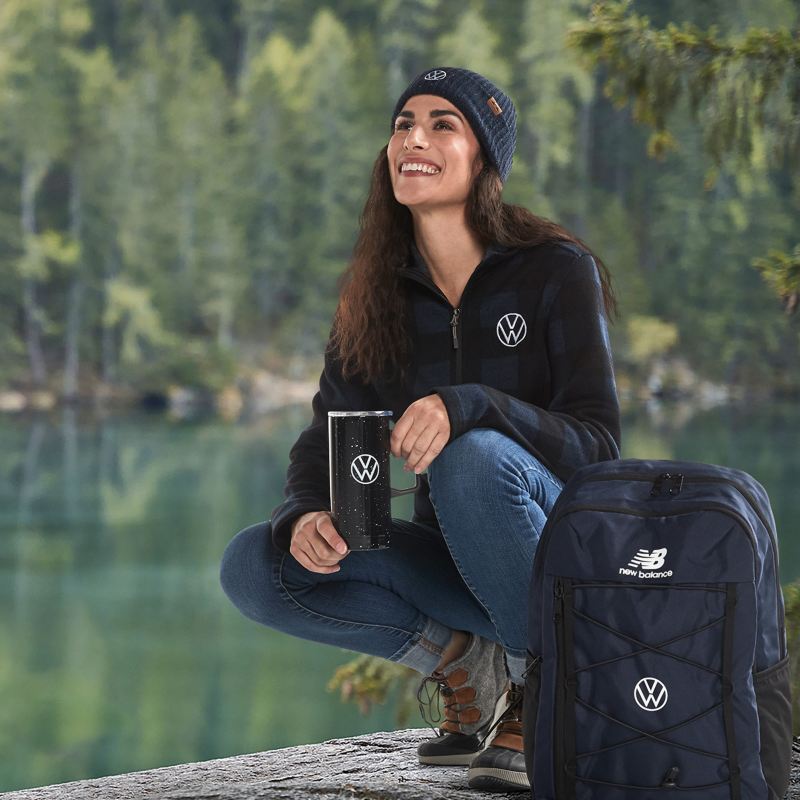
567;0;800;311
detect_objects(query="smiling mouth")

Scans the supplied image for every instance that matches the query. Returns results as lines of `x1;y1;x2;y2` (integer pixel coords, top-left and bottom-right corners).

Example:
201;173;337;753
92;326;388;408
399;163;442;176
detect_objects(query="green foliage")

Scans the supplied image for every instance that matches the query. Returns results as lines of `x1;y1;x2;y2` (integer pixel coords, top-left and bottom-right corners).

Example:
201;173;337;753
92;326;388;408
782;580;800;729
0;0;799;398
328;654;421;727
567;1;800;166
624;315;679;364
566;0;800;314
754;245;800;313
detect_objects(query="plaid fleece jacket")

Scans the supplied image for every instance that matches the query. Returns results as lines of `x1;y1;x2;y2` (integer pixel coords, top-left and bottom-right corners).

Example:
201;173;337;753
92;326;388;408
270;239;621;553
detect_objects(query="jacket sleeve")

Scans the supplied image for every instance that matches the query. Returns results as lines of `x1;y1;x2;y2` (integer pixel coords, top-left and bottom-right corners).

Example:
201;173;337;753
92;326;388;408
431;253;621;483
270;337;382;554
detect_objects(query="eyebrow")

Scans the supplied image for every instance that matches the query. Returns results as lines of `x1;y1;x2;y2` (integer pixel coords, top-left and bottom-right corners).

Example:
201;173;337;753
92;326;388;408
395;109;464;124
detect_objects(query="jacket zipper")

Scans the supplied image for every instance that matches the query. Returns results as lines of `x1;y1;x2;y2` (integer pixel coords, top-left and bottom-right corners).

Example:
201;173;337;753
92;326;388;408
400;269;471;384
574;471;785;658
450;307;462;383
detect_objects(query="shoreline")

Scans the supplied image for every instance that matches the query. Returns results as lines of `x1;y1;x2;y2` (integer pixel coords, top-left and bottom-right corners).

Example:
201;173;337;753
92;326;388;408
0;365;793;421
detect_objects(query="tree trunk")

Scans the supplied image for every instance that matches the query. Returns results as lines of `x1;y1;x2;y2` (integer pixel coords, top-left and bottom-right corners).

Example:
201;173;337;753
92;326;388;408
62;406;80;522
17;419;46;528
20;156;50;387
101;245;121;387
63;164;84;401
574;94;593;239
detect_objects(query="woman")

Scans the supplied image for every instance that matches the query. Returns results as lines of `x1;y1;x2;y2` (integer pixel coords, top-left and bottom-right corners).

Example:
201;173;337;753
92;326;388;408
220;66;621;793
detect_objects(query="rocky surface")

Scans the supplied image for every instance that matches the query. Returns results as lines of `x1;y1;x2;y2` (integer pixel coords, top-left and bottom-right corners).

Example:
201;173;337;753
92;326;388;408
4;728;800;799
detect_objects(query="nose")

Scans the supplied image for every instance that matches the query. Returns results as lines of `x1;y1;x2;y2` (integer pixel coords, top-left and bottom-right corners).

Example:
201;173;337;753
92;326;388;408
403;123;429;150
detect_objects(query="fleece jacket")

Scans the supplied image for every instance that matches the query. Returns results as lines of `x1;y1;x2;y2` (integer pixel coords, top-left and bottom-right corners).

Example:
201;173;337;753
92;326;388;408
270;238;622;553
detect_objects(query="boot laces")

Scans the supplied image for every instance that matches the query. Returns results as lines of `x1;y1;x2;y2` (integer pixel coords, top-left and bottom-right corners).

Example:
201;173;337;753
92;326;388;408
416;672;468;735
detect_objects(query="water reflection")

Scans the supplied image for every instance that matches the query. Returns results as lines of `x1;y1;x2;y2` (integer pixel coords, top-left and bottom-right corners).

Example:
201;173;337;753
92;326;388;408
0;402;797;791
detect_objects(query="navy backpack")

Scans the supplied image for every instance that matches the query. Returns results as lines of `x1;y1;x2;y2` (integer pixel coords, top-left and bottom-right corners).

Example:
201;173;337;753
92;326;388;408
523;458;792;799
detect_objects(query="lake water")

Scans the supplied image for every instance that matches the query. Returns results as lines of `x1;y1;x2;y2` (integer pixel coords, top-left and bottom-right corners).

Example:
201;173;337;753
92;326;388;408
1;401;798;792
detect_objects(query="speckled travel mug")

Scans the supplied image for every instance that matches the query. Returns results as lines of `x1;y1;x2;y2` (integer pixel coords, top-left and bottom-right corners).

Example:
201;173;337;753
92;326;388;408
328;411;420;550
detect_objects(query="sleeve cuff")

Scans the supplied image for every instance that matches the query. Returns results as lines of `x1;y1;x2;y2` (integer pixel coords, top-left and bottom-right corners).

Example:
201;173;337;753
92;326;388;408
432;385;469;442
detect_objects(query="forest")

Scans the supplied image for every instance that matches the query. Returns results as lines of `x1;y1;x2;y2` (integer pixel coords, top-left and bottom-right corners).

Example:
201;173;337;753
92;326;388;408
0;0;798;407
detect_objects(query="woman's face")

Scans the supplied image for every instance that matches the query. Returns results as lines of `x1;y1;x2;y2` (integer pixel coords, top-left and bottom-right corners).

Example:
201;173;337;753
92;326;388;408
387;94;483;212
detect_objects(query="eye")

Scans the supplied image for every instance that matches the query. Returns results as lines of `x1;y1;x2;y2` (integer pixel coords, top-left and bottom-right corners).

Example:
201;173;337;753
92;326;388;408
393;120;454;132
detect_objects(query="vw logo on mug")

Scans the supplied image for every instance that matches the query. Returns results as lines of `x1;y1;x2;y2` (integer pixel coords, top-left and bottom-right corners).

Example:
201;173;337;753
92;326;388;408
351;453;380;484
328;411;420;550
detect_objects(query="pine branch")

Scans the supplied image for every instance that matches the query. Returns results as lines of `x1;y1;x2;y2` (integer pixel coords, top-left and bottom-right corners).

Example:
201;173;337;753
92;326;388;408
566;0;800;163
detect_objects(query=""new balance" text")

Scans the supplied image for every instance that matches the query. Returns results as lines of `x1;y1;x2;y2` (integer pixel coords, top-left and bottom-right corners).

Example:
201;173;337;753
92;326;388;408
618;567;673;579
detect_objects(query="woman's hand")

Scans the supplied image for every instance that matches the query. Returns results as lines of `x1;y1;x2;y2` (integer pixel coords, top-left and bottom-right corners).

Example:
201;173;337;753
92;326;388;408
290;511;349;574
390;393;451;474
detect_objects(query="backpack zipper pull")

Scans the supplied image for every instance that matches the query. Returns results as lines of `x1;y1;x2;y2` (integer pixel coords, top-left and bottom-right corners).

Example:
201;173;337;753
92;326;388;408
651;472;684;497
522;654;542;679
449;307;461;349
660;766;679;788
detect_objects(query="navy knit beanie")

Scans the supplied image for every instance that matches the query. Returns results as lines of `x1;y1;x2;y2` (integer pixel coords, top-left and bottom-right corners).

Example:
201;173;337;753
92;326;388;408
390;66;517;183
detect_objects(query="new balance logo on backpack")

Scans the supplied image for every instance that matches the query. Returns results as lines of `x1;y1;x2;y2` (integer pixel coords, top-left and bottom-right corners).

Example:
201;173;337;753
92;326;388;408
619;547;673;578
524;458;792;800
628;547;667;569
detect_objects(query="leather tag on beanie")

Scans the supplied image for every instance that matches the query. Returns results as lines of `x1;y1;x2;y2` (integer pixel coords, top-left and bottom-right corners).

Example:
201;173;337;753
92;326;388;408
487;96;503;116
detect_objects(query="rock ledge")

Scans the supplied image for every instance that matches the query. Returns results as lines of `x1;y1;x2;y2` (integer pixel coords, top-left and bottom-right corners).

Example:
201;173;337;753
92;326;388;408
4;729;800;799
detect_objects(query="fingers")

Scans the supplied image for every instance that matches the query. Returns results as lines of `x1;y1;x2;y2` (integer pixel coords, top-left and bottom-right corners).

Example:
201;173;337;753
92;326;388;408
390;411;414;458
406;429;447;473
290;512;348;574
400;423;434;471
316;514;349;555
290;543;340;574
391;394;450;463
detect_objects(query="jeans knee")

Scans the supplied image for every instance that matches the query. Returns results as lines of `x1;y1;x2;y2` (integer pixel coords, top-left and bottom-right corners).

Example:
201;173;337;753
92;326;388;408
219;521;277;622
429;428;563;515
429;427;508;494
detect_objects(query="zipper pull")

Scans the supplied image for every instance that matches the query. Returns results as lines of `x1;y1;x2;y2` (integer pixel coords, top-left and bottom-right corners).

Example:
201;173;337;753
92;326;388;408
449;307;460;349
660;766;679;788
651;472;684;497
522;654;542;679
553;578;563;621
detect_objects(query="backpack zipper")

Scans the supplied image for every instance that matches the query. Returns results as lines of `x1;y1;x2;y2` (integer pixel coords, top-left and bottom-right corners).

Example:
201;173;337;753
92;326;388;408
570;471;784;659
553;578;568;799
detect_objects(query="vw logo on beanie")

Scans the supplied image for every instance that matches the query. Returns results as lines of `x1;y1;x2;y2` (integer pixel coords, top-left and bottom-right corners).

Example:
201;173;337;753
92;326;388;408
390;66;517;183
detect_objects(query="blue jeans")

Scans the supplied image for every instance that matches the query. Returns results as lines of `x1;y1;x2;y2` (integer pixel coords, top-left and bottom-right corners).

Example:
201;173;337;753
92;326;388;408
219;427;564;683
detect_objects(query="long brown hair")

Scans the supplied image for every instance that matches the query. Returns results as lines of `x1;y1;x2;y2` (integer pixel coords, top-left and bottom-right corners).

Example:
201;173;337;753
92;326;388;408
330;144;617;387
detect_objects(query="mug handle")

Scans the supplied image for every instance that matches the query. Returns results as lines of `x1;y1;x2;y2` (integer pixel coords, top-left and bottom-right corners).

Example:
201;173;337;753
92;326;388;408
390;473;421;498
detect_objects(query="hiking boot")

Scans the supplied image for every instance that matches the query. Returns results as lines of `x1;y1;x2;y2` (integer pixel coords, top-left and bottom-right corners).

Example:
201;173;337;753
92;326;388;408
467;682;529;791
416;634;508;766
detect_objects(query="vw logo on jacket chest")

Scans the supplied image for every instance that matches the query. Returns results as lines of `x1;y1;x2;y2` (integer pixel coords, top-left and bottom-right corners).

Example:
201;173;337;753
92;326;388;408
497;313;527;347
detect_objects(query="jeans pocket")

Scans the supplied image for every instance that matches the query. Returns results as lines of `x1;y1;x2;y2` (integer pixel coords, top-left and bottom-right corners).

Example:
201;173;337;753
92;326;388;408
754;653;792;800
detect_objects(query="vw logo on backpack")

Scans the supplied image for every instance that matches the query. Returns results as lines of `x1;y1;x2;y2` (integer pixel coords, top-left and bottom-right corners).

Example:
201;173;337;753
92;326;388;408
523;458;792;798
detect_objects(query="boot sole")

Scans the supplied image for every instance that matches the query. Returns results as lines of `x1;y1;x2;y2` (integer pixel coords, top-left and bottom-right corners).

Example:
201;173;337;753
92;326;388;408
416;689;510;767
468;767;530;791
418;751;481;766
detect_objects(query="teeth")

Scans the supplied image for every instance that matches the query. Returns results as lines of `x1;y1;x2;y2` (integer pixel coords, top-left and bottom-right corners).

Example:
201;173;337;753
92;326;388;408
401;162;441;174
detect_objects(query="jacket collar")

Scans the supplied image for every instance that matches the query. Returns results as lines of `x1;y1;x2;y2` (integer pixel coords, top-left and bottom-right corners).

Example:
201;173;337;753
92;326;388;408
408;238;512;277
